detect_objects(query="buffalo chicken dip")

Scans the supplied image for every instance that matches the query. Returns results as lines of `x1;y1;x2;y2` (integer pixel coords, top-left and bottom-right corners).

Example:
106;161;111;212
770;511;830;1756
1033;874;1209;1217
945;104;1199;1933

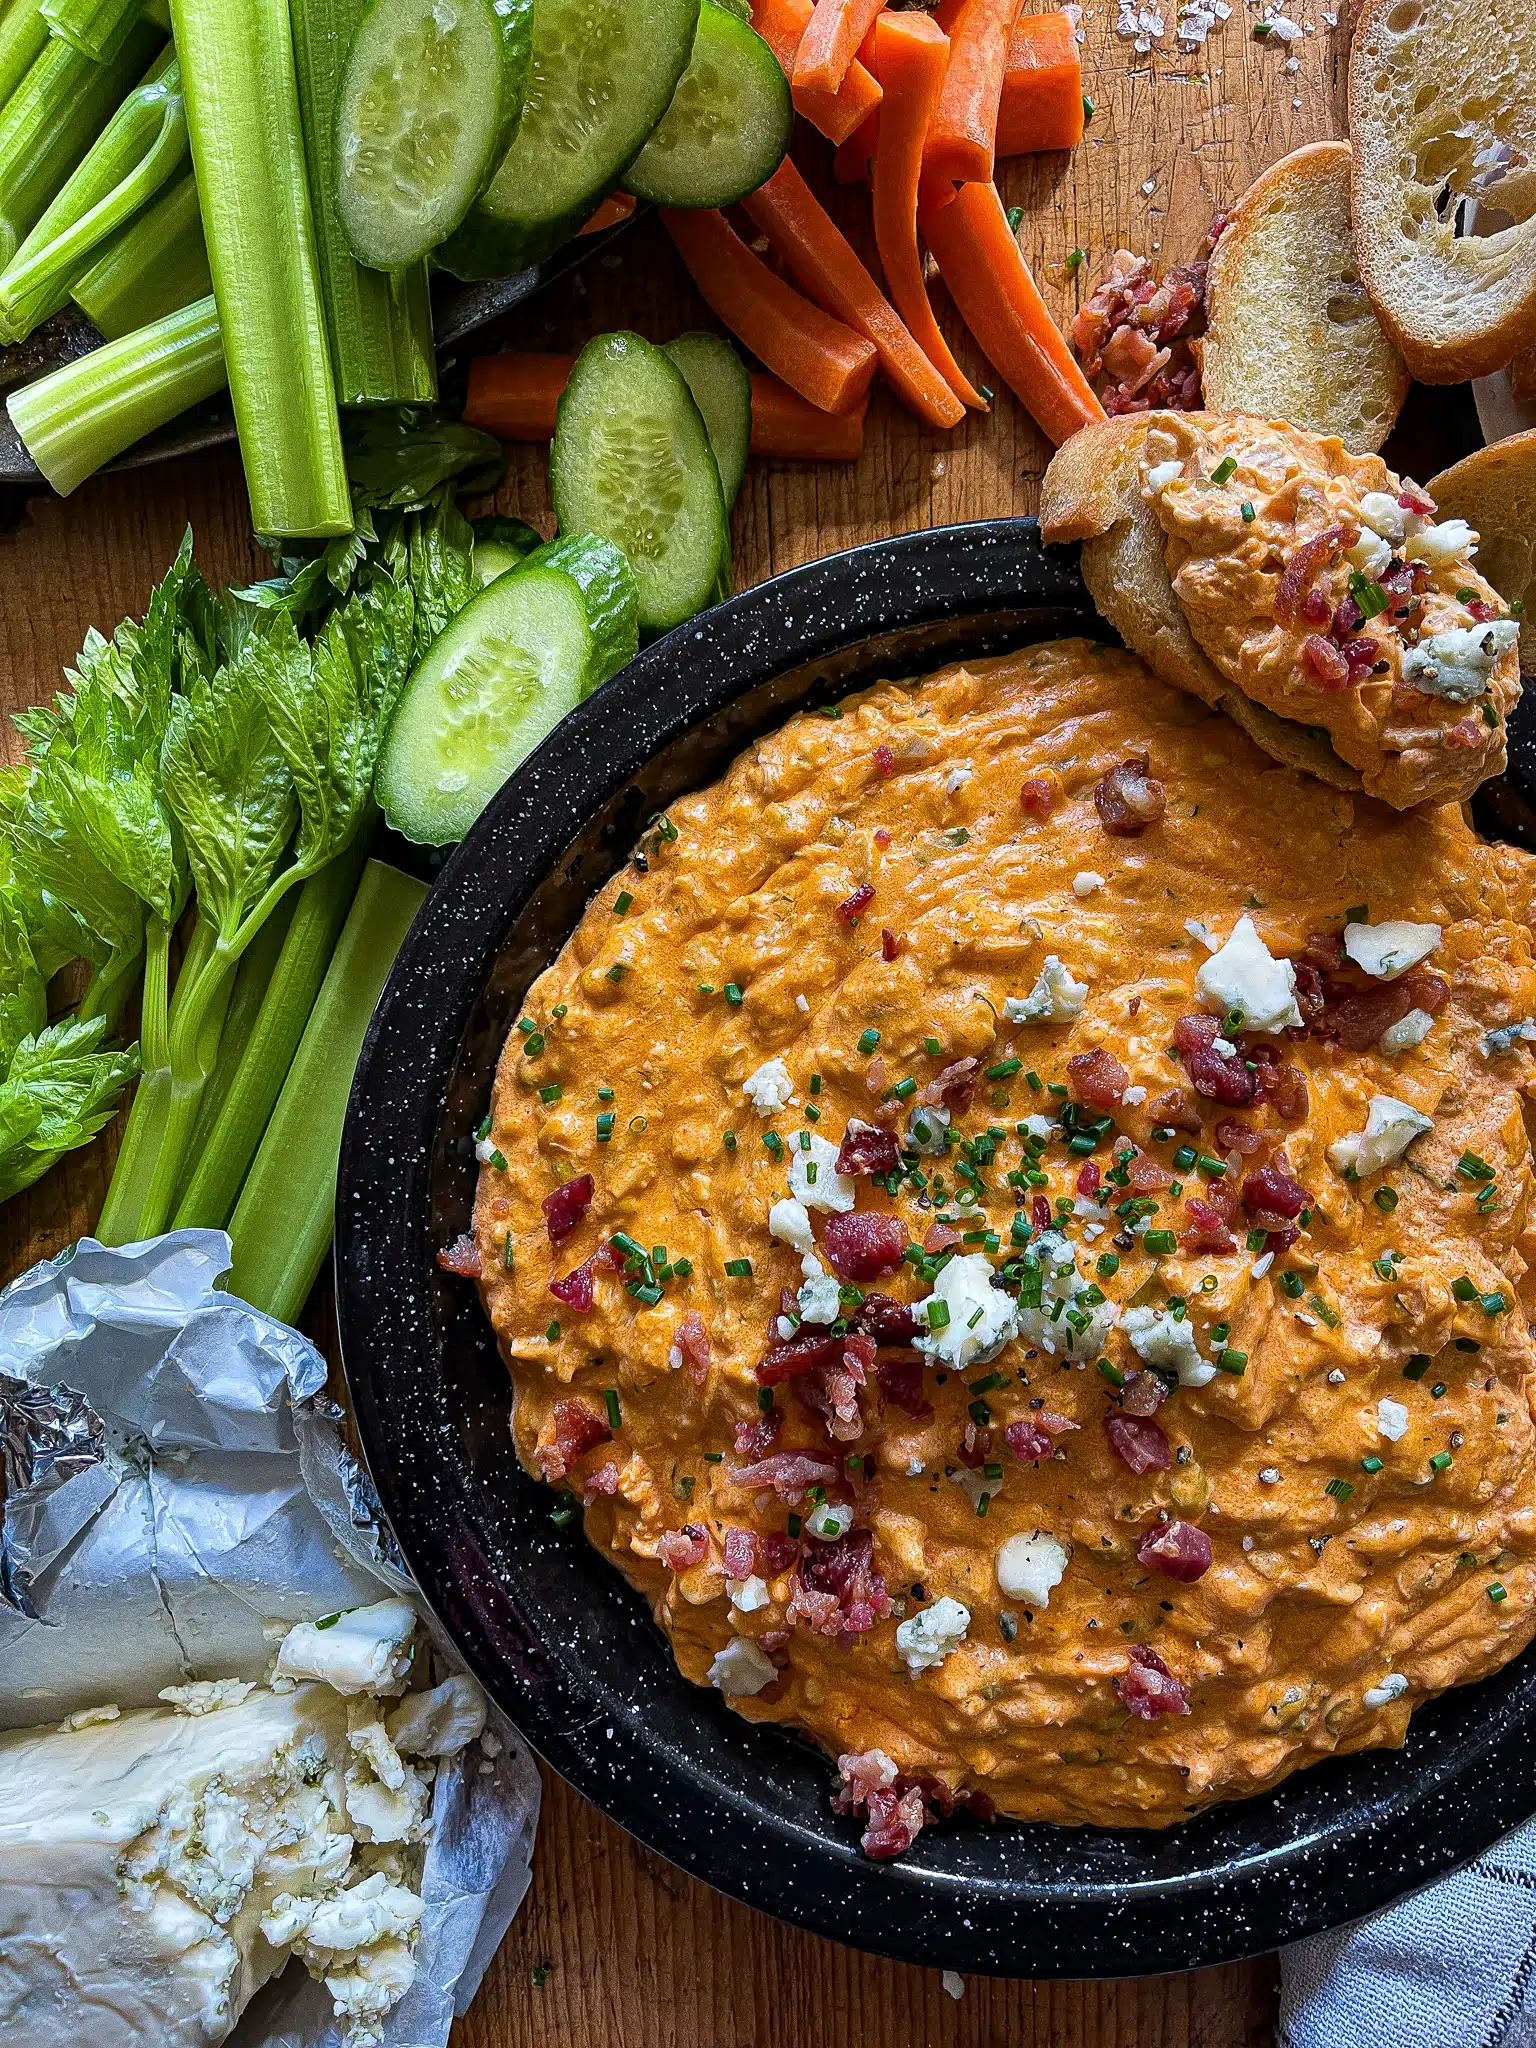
462;640;1536;1853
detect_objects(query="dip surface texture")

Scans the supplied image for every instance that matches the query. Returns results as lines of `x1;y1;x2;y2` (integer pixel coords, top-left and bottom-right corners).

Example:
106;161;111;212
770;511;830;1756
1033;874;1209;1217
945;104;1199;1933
474;640;1536;1830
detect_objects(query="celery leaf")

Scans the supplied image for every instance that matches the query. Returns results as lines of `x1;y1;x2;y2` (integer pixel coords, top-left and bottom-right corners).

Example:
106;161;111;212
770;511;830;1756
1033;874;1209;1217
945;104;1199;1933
0;1016;138;1204
0;889;46;1073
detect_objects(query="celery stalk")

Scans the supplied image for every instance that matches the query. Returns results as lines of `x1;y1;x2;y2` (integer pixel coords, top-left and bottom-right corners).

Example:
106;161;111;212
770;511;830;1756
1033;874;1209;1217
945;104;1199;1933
168;0;350;538
291;0;435;407
0;49;185;341
7;290;226;496
177;882;296;1180
0;20;161;261
72;165;208;337
0;1;49;115
173;834;369;1231
41;0;140;62
226;860;427;1325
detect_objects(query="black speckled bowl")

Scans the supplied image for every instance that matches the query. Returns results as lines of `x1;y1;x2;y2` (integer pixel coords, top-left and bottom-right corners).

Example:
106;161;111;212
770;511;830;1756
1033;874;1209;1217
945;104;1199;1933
336;518;1536;1976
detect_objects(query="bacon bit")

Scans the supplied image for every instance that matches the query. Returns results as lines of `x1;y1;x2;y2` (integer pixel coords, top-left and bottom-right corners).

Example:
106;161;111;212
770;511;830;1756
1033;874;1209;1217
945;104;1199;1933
584;1461;620;1499
862;1783;929;1860
838;883;876;925
1149;1087;1202;1134
1242;1158;1307;1221
1104;1413;1173;1474
437;1232;482;1278
1004;1417;1055;1463
1032;1194;1053;1234
659;1523;709;1571
1332;594;1363;638
1301;586;1334;627
1275;522;1356;624
1467;597;1497;624
923;1218;963;1255
550;1240;619;1312
957;1419;994;1469
824;1209;908;1281
1068;1046;1130;1107
1181;1194;1236;1255
1115;1643;1192;1719
1120;1369;1169;1417
875;1349;933;1420
759;1532;799;1573
1094;755;1166;837
1398;481;1435;517
1138;1519;1213;1581
874;826;892;849
1071;248;1209;414
850;1292;920;1343
1174;1013;1256;1107
1076;1160;1102;1197
865;1055;887;1094
1302;634;1351;691
734;1408;783;1459
834;1746;896;1809
722;1526;757;1580
1213;1118;1259;1154
836;1118;902;1177
670;1307;712;1386
1126;1151;1172;1193
1298;930;1345;972
731;1451;840;1500
758;1329;845;1385
795;1333;874;1442
542;1172;595;1248
1254;1057;1309;1121
881;927;902;961
1020;776;1056;816
1444;715;1485;750
788;1528;889;1639
874;744;896;775
538;1398;611;1482
919;1057;979;1111
1314;967;1449;1054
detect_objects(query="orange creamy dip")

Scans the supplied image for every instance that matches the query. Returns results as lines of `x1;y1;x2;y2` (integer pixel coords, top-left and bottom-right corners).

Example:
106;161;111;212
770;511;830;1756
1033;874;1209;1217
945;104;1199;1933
473;640;1536;1833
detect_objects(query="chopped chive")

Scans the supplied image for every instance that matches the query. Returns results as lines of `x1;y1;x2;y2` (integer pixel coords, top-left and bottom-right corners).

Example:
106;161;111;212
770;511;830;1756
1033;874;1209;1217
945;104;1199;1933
1065;246;1085;272
550;1504;578;1528
1308;1294;1341;1328
762;1132;783;1159
926;1300;951;1330
1096;1251;1120;1277
1246;1228;1268;1253
1082;91;1095;119
614;890;633;915
1403;1355;1431;1380
1211;455;1237;484
1240;501;1255;522
596;1113;615;1141
518;1016;536;1034
1216;1349;1248;1376
758;1386;774;1411
698;982;715;995
968;1371;1006;1394
724;1257;753;1277
597;1087;615;1102
1361;1455;1383;1474
488;1148;508;1172
1026;1070;1042;1090
1482;1291;1508;1316
725;982;744;1006
606;963;626;982
1280;1271;1305;1298
1374;1186;1398;1212
1489;1582;1509;1603
1451;1275;1477;1301
475;1112;491;1140
1348;572;1390;619
1325;1477;1354;1502
1429;1450;1452;1473
603;1388;622;1429
1172;1144;1197;1172
523;1033;545;1058
1097;1357;1125;1388
924;1036;944;1056
545;1320;561;1341
724;1131;737;1151
674;1257;693;1278
987;1057;1022;1080
893;1076;918;1099
1006;203;1025;232
1196;1155;1227;1179
1144;1230;1177;1255
503;1231;514;1271
858;1027;881;1054
539;1083;563;1104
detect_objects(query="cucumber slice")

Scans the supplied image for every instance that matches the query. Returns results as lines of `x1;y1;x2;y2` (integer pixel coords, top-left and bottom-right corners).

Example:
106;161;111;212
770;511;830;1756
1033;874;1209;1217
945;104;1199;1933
625;1;791;210
472;513;542;586
473;540;523;587
521;533;639;687
551;332;729;636
437;0;699;281
337;0;533;271
377;565;592;845
663;332;751;508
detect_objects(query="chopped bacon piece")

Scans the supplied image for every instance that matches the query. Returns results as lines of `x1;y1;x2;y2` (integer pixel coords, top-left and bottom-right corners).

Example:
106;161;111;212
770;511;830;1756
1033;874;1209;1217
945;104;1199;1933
1181;1195;1236;1255
1398;481;1435;516
1214;1118;1259;1154
1020;776;1056;816
1104;1412;1172;1473
1275;522;1356;624
1071;248;1210;413
1242;1158;1307;1221
1332;594;1363;638
584;1461;620;1499
835;1746;896;1808
1301;586;1334;628
734;1408;783;1459
1004;1417;1055;1463
1032;1194;1053;1234
836;1119;902;1177
659;1523;709;1571
1340;634;1379;682
1444;715;1485;750
1314;967;1448;1054
669;1307;712;1386
550;1240;619;1312
722;1527;757;1580
850;1292;920;1343
874;744;896;775
1069;1046;1129;1107
862;1783;929;1860
789;1528;889;1638
732;1451;840;1500
957;1420;994;1468
759;1531;800;1573
542;1172;594;1248
881;927;902;961
1120;1369;1169;1417
794;1333;873;1442
1302;634;1351;691
1126;1151;1172;1193
438;1232;482;1278
1094;755;1166;836
538;1398;611;1481
758;1330;844;1385
874;827;892;848
1116;1642;1192;1719
923;1218;963;1255
1138;1520;1213;1581
1467;597;1497;624
839;883;876;925
920;1057;979;1111
1174;1013;1256;1107
875;1348;933;1420
824;1209;908;1281
1298;930;1344;972
1149;1087;1202;1134
1253;1057;1309;1121
1076;1160;1102;1196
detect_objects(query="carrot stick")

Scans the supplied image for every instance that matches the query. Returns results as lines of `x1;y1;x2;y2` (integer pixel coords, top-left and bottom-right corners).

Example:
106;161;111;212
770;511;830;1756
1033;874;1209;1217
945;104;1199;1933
833;20;880;181
923;0;1021;183
997;12;1083;155
870;12;987;414
793;0;886;100
465;351;864;461
579;191;638;235
741;158;964;430
662;207;877;414
753;0;881;143
751;374;866;458
917;176;1103;444
465;353;575;439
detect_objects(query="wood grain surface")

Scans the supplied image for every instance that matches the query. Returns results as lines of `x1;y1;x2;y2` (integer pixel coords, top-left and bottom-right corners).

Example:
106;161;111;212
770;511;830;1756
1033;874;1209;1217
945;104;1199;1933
0;6;1354;2038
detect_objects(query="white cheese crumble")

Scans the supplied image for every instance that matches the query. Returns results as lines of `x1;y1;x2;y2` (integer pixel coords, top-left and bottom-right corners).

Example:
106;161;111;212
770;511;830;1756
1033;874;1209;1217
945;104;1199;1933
743;1056;796;1113
1358;491;1406;545
708;1638;779;1695
1343;919;1441;980
1484;1018;1536;1056
728;1575;771;1612
473;1137;500;1165
907;1102;951;1154
995;1531;1070;1605
788;1130;855;1212
1005;954;1089;1024
1196;915;1302;1032
1404;518;1476;566
1380;1008;1434;1056
1122;1084;1147;1105
59;1703;120;1732
158;1680;256;1717
1184;917;1220;952
1347;529;1393;580
1122;1304;1216;1387
1327;1095;1433;1178
1014;1229;1120;1359
768;1196;815;1250
797;1253;841;1324
1377;1397;1410;1441
1362;1673;1409;1708
1074;869;1106;897
946;762;973;794
915;1253;1019;1370
1146;459;1183;491
1400;620;1519;702
274;1600;417;1697
895;1596;971;1673
805;1499;854;1541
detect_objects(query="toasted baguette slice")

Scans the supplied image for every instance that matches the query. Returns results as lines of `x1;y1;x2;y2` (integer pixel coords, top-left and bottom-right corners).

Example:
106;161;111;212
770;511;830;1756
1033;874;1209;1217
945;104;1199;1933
1514;353;1536;407
1429;430;1536;672
1202;142;1408;454
1349;0;1536;383
1039;414;1363;791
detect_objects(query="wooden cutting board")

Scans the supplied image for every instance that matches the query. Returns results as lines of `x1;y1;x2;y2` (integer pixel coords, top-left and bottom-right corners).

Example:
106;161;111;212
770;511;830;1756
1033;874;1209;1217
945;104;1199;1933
0;9;1362;2039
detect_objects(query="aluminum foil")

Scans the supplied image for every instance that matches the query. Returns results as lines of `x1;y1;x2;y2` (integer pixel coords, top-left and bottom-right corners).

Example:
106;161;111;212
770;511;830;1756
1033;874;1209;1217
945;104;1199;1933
0;1229;541;2048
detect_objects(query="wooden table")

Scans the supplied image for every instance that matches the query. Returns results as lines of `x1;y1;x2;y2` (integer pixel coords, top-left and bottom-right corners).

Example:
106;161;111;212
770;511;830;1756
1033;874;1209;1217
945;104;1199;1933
0;7;1359;2037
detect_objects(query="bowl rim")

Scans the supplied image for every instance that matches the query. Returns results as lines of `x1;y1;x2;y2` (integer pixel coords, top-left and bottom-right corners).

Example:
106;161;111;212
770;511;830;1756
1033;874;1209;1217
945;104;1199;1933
335;517;1536;1976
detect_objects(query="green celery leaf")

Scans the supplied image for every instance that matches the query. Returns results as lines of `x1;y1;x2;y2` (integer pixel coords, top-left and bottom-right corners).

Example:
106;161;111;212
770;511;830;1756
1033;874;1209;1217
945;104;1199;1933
160;638;297;945
0;774;102;980
341;408;504;512
404;495;478;663
0;1016;139;1204
0;888;46;1073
